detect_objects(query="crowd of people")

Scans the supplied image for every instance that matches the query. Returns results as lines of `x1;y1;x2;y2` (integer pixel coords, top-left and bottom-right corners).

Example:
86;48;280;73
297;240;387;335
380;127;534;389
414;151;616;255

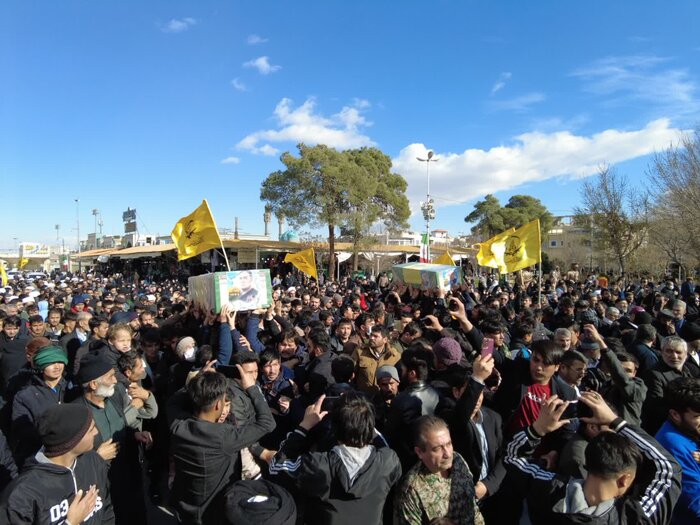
0;266;698;525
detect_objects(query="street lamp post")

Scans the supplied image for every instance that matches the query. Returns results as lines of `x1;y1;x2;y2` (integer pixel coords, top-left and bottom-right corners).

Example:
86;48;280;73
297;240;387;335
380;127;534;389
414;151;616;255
92;208;101;248
416;150;438;261
75;198;81;273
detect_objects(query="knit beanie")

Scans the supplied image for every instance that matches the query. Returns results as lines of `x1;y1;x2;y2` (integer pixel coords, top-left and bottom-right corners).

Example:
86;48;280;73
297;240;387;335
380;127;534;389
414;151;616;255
176;336;196;355
77;351;113;384
432;337;463;366
33;346;68;369
376;365;400;383
37;404;93;457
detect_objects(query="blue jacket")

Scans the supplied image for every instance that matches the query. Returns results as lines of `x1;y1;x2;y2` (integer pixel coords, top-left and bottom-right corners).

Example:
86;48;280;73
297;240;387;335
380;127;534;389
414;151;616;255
217;315;265;365
656;420;700;525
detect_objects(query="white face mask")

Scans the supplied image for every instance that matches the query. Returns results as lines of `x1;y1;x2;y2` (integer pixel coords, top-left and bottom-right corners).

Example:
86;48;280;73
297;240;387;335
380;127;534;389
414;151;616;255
184;347;197;362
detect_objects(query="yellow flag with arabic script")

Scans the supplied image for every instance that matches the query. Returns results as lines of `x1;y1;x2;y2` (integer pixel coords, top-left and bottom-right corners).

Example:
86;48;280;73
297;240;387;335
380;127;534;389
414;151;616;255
18;258;29;269
284;248;318;280
432;252;456;266
171;200;223;261
475;228;516;268
491;219;542;273
0;264;7;286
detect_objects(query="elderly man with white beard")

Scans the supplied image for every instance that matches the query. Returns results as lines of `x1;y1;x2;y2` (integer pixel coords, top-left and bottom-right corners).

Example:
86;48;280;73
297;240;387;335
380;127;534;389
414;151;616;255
75;350;149;525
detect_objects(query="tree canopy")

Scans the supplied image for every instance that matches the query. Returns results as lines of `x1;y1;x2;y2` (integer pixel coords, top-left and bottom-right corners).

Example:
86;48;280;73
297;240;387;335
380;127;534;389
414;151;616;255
646;129;700;273
260;143;409;277
574;165;649;276
464;194;553;239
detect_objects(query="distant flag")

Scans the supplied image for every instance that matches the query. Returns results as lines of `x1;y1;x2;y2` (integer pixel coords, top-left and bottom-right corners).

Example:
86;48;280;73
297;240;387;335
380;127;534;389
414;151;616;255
490;219;542;273
171;200;223;261
419;233;429;263
433;251;456;266
284;248;318;280
0;264;7;286
18;258;29;269
475;228;516;268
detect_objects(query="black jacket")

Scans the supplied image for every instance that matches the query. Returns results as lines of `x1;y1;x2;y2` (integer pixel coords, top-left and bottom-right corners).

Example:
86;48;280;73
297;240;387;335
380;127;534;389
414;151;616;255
627;341;659;373
0;429;17;493
169;385;275;525
11;375;67;466
298;350;336;391
641;361;695;434
0;334;29;398
504;421;681;525
447;377;506;497
0;450;114;524
385;381;439;469
269;427;402;525
597;348;647;427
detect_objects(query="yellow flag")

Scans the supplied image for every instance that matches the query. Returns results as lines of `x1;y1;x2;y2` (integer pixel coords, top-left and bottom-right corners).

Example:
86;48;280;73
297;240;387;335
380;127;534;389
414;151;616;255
0;264;7;286
475;228;516;268
171;200;223;261
491;219;541;273
284;248;318;280
432;252;455;266
18;258;29;269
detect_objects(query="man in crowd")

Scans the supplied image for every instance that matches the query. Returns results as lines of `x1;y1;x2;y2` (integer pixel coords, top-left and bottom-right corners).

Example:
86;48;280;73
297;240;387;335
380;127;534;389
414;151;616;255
655;377;700;525
0;404;114;524
643;335;699;434
169;367;274;524
270;392;402;524
505;391;681;524
395;415;482;524
351;325;401;394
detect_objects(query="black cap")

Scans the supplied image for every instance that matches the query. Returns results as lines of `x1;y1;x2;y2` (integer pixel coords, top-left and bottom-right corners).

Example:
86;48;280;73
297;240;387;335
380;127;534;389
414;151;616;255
38;404;93;457
77;351;113;384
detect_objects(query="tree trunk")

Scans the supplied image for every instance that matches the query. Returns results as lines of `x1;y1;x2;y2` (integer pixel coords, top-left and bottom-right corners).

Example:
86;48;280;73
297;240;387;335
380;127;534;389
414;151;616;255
328;223;336;281
618;254;625;281
352;230;360;271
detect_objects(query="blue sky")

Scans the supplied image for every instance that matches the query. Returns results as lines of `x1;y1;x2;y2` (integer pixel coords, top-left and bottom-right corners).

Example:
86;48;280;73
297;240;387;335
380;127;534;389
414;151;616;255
2;1;699;250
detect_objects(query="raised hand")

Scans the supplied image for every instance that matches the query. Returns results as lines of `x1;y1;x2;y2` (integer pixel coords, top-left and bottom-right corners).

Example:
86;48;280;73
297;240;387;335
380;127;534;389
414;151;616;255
532;396;571;436
300;394;329;431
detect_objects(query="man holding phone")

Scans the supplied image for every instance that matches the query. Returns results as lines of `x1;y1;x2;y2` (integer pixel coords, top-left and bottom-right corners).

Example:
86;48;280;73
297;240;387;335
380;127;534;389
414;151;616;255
169;368;275;524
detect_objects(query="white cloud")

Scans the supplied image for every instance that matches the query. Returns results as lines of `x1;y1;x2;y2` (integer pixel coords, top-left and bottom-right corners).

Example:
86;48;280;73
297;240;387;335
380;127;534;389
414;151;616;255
490;72;512;95
392;119;685;212
247;34;268;45
161;17;197;33
243;56;281;75
571;55;699;118
237;97;374;154
220;156;241;164
231;78;247;92
352;98;371;109
257;144;280;156
488;92;546;112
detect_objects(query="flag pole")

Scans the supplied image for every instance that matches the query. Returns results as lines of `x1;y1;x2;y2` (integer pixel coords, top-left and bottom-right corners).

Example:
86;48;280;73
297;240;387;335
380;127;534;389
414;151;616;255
202;199;231;272
219;241;231;272
537;219;542;307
